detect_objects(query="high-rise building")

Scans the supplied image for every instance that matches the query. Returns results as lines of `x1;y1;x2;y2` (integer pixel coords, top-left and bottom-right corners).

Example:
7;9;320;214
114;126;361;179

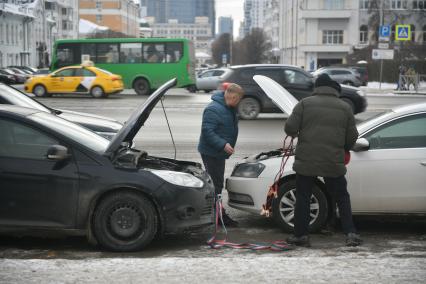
142;0;215;34
243;0;265;36
218;16;233;35
79;0;140;37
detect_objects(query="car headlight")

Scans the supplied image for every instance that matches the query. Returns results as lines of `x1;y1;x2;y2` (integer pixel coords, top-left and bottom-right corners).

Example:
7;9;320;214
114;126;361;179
356;90;365;97
231;162;265;178
150;170;204;188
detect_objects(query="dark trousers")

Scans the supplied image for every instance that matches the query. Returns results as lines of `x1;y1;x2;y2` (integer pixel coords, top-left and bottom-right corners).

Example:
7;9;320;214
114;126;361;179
295;174;357;236
201;154;225;197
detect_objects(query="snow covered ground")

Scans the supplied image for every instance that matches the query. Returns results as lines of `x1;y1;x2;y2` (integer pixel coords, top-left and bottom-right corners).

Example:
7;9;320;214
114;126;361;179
1;236;425;283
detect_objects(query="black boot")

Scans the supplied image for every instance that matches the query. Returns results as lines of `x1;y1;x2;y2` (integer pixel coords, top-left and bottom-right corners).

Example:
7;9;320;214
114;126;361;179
286;235;311;247
346;233;363;247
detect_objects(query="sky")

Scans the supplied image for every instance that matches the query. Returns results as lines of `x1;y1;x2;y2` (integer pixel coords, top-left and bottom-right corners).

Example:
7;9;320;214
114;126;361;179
215;0;244;36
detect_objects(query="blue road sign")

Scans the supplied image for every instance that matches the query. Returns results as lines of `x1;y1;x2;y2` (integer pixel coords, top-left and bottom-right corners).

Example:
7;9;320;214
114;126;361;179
396;25;410;41
379;25;390;37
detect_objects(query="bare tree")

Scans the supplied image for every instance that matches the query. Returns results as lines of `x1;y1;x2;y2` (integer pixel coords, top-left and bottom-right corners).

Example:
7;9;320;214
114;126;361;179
241;28;271;64
211;33;231;66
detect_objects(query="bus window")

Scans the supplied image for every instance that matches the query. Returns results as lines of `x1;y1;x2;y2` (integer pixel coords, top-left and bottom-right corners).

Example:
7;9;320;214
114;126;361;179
165;42;183;63
143;44;165;63
120;43;142;63
97;44;119;64
56;43;79;68
81;43;96;63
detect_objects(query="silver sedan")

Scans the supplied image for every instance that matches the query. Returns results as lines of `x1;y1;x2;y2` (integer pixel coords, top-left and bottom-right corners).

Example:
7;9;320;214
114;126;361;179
195;68;230;93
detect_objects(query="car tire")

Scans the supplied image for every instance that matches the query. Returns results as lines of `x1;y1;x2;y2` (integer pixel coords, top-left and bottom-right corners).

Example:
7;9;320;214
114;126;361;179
237;97;260;120
187;85;197;93
341;97;355;114
33;84;48;97
92;190;158;252
272;179;328;233
133;78;150;96
90;86;105;98
204;90;211;93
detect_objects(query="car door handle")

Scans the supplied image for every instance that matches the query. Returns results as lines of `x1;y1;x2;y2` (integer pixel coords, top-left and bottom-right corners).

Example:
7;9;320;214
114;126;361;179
421;162;426;167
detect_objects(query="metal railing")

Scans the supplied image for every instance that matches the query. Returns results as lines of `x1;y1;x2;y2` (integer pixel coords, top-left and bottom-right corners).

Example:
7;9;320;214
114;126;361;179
397;74;426;93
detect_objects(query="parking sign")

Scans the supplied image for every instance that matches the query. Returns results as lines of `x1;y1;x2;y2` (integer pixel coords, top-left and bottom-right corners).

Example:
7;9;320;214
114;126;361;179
379;25;390;41
395;25;411;41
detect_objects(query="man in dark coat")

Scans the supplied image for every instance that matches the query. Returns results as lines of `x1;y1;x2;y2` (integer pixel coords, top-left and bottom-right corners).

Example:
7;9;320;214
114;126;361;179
198;83;244;227
285;74;362;247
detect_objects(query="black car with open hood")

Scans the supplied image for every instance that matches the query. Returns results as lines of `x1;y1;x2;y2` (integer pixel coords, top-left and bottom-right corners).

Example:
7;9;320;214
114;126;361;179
0;78;214;252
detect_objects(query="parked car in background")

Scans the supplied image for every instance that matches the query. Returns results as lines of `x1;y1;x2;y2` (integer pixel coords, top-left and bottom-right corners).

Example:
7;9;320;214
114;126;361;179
349;66;368;86
8;66;38;74
0;83;122;139
219;64;366;119
195;68;230;93
226;78;426;232
0;68;27;84
0;72;15;85
312;67;362;87
25;65;124;98
0;79;214;252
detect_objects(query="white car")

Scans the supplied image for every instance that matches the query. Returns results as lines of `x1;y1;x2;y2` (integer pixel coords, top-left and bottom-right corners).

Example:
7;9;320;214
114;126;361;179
195;68;230;93
226;76;426;232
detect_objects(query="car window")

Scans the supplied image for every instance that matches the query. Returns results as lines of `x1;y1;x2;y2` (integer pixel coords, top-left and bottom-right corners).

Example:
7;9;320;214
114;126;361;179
213;70;225;76
238;69;255;81
54;69;75;77
255;68;283;82
0;118;58;159
364;114;426;149
284;69;311;84
331;70;351;75
74;68;96;77
200;70;214;78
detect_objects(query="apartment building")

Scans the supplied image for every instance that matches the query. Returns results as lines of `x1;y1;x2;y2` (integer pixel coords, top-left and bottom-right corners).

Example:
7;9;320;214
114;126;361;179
79;0;140;37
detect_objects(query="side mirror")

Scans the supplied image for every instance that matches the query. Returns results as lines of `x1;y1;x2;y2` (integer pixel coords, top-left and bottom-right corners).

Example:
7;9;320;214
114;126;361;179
46;145;70;161
352;138;370;152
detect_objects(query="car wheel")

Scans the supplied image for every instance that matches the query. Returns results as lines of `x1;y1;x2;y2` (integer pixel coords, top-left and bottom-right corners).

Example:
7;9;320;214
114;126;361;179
33;84;48;97
204;90;211;93
133;78;150;96
343;81;354;86
237;97;260;120
92;191;158;252
187;85;197;93
272;180;328;233
90;86;105;98
341;97;355;114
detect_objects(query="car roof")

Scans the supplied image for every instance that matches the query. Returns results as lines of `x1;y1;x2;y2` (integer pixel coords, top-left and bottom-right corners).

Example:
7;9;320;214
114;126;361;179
230;64;301;69
0;105;41;116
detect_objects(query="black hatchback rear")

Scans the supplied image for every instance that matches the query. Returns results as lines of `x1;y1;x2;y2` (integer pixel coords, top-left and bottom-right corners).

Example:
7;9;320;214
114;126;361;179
219;64;367;119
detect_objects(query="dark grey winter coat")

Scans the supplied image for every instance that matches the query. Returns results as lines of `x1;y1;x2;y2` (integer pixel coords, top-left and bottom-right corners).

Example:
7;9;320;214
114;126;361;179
284;86;359;177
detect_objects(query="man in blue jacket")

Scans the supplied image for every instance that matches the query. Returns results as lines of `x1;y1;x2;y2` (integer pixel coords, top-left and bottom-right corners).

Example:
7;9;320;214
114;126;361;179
198;83;244;227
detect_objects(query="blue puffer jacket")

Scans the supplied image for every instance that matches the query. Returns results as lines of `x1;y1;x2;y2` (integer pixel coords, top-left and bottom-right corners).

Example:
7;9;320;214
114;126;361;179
198;91;239;159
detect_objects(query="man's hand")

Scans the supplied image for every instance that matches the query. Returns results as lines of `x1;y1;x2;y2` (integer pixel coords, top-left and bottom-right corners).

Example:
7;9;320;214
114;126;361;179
224;143;234;155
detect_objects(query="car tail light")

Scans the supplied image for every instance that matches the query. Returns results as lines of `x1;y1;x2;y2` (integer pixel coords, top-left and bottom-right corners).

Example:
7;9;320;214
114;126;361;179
111;75;120;81
221;82;231;90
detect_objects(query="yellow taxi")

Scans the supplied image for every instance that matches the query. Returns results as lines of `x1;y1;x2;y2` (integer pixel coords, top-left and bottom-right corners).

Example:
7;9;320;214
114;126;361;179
25;65;124;98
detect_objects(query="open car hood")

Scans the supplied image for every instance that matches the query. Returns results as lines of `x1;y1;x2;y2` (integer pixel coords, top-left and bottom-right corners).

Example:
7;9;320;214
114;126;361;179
253;75;298;115
104;78;177;157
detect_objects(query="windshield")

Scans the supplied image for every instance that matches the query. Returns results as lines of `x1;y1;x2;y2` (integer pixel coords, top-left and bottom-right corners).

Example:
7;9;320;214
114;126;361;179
93;67;113;75
30;112;109;153
356;110;394;133
0;84;49;112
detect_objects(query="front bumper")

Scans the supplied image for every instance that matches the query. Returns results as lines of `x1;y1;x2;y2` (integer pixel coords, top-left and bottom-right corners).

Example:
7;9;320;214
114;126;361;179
225;176;272;214
156;175;215;233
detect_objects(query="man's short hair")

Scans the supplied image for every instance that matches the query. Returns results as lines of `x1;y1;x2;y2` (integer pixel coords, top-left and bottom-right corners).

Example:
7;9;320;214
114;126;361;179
225;83;244;97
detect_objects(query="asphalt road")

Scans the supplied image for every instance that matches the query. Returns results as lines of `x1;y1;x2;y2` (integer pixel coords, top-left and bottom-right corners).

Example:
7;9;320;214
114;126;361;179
1;88;425;283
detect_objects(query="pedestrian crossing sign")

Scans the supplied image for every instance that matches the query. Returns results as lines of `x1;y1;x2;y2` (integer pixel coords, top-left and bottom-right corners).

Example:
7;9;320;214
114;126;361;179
395;25;411;41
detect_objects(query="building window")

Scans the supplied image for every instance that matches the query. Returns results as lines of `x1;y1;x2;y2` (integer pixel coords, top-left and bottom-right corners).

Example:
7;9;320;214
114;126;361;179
359;0;370;9
322;30;343;44
96;1;102;9
324;0;344;9
391;0;407;9
360;25;368;43
62;8;67;15
96;15;102;23
413;0;426;9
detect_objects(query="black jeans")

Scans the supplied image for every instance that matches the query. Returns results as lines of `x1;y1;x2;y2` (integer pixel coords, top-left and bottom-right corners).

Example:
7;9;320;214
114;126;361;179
201;154;226;197
294;174;357;236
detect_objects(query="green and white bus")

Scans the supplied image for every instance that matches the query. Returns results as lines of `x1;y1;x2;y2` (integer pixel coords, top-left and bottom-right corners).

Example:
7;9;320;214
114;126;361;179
51;38;196;96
